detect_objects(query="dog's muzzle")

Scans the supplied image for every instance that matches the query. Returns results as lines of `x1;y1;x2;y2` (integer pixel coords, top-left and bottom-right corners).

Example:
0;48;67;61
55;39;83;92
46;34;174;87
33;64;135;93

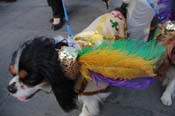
7;82;17;94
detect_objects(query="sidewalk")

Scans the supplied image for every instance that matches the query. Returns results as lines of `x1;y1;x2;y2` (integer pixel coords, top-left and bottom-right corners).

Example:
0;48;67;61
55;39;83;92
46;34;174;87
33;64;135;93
0;0;174;116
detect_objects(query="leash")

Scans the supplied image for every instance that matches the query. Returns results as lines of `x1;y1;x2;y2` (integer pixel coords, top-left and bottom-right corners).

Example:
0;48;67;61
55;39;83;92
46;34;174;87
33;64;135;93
146;0;159;15
61;0;80;49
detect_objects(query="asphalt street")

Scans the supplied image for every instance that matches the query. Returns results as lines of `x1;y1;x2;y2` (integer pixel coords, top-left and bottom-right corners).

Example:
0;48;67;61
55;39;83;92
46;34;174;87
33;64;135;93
0;0;175;116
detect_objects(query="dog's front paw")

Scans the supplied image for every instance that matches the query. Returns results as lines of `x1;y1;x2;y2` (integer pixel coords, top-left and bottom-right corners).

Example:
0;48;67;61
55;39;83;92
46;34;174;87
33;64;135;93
161;94;172;106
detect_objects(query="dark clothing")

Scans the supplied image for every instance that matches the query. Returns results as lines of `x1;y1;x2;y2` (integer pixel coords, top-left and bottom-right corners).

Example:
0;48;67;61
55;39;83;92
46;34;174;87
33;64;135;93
0;0;16;2
47;0;64;18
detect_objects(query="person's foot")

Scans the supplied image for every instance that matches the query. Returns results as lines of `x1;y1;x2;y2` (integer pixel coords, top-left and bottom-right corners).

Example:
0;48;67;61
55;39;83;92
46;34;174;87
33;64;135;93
0;0;17;2
51;17;64;31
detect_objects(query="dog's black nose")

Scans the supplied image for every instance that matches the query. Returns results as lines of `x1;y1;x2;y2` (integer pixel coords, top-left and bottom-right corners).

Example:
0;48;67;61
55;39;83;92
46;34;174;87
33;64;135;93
7;83;17;94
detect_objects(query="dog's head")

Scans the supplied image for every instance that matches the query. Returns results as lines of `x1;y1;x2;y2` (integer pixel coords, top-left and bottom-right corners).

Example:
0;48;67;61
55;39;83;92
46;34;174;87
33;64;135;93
7;36;77;112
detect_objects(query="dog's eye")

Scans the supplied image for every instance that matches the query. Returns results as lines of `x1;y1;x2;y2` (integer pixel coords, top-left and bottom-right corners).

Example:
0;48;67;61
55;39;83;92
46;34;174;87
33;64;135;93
9;73;17;77
26;81;36;85
21;79;37;86
12;74;17;77
20;77;43;86
19;73;44;86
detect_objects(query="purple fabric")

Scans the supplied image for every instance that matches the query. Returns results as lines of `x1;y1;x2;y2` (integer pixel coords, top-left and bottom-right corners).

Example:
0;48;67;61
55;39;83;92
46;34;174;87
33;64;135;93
157;0;175;23
89;71;156;90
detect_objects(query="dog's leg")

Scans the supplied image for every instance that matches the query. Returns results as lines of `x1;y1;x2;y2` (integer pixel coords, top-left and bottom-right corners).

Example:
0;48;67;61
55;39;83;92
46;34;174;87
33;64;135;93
78;92;110;116
79;95;100;116
161;79;175;106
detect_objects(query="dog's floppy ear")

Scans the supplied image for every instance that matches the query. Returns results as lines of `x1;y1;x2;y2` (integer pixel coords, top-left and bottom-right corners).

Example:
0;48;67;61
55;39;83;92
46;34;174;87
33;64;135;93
163;35;175;64
45;54;77;112
50;74;78;112
156;37;175;80
23;37;77;112
29;37;77;112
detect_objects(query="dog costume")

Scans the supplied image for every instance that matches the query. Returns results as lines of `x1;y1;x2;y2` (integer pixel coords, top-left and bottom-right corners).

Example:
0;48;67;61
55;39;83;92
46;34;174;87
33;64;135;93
57;10;168;95
74;10;127;48
58;0;175;94
58;10;128;95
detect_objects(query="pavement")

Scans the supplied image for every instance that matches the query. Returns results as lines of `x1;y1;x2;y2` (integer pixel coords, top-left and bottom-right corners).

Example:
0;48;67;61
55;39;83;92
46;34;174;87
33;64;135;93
0;0;175;116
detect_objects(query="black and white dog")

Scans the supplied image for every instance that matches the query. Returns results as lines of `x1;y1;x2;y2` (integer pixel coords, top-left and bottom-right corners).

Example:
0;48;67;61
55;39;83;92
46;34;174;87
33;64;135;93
7;36;110;116
7;1;175;116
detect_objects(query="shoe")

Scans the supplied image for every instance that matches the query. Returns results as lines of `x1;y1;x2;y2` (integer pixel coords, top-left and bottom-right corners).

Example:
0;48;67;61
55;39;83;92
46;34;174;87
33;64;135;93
2;0;16;2
51;18;64;31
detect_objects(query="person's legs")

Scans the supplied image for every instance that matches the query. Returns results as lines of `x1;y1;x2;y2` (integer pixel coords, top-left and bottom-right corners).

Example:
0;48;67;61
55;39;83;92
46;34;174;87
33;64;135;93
47;0;64;30
51;0;64;18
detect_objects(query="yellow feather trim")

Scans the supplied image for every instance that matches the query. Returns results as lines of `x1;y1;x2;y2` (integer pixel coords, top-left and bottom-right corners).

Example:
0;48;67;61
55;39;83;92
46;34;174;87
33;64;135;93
78;49;157;80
